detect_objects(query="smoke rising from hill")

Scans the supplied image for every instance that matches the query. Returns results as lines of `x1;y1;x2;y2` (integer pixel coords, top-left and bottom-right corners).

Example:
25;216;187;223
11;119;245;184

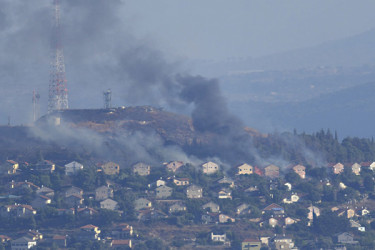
0;0;326;167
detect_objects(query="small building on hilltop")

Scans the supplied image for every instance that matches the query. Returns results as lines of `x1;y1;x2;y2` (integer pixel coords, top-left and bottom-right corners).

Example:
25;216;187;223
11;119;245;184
95;185;114;201
100;198;119;211
332;163;344;174
1;160;19;174
237;163;253;175
186;185;203;199
264;165;280;179
65;161;83;176
292;164;306;179
202;162;219;174
101;162;120;175
351;163;361;175
165;161;184;172
35;160;55;173
156;185;173;199
133;162;151;176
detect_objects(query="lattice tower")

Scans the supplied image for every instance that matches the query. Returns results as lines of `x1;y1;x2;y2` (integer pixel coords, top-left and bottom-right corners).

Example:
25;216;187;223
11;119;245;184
48;0;68;113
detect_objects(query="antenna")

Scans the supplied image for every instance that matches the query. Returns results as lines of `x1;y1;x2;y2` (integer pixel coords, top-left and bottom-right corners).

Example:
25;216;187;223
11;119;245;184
48;0;68;113
103;89;112;109
32;90;41;122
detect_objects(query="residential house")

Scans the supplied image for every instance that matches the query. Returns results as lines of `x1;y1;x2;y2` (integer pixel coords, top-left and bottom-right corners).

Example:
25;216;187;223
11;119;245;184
137;209;167;221
156;185;173;199
202;162;219;174
307;205;320;220
132;162;151;176
202;213;219;224
273;236;295;250
282;193;300;204
79;224;101;241
165;161;184;172
351;163;361;175
64;186;83;198
369;162;375;171
101;162;120;175
218;188;232;199
134;198;152;210
219;214;235;223
186;185;203;199
52;235;67;248
77;207;98;216
173;178;190;186
360;207;370;216
237;163;253;175
336;232;357;244
36;186;54;198
11;237;36;250
264;165;280;179
262;203;285;216
236;204;251;215
242;238;261;250
350;220;363;230
292;164;306;179
65;161;84;176
217;176;235;188
95;185;114;201
111;239;132;249
35;160;55;173
65;194;84;207
0;235;11;244
211;232;226;243
100;199;119;210
169;203;187;214
111;223;133;239
24;230;42;241
337;208;356;219
148;179;166;188
8;181;40;194
332;163;344;174
0;204;36;218
31;195;51;209
203;202;220;213
1;160;19;174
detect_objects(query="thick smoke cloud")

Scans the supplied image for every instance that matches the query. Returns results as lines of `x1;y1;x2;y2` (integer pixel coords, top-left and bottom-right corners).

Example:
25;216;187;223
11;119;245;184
1;0;325;167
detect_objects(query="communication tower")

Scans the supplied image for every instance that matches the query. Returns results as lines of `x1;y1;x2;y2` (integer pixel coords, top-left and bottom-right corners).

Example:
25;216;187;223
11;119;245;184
32;90;41;122
48;0;68;113
103;89;112;109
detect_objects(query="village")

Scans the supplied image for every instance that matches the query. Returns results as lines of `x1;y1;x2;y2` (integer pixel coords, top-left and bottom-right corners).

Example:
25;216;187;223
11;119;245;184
0;157;375;250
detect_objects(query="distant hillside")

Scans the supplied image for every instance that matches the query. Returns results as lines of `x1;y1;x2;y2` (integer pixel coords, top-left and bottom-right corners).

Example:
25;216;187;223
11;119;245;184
232;82;375;138
194;28;375;75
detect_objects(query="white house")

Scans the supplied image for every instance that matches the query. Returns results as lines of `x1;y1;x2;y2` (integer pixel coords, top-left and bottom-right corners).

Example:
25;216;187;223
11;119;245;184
64;161;83;176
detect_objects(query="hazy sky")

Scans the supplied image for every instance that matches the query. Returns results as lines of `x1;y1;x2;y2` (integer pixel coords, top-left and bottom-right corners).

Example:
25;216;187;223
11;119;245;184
121;0;375;60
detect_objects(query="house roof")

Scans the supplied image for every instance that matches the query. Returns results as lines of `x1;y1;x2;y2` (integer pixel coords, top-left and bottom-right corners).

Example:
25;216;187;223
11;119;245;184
12;237;35;243
243;238;260;243
6;160;18;165
0;235;11;241
263;203;284;211
37;195;51;201
53;235;67;240
80;224;98;229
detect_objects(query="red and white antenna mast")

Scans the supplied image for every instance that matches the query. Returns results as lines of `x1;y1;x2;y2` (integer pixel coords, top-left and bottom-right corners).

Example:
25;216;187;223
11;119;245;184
48;0;68;113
